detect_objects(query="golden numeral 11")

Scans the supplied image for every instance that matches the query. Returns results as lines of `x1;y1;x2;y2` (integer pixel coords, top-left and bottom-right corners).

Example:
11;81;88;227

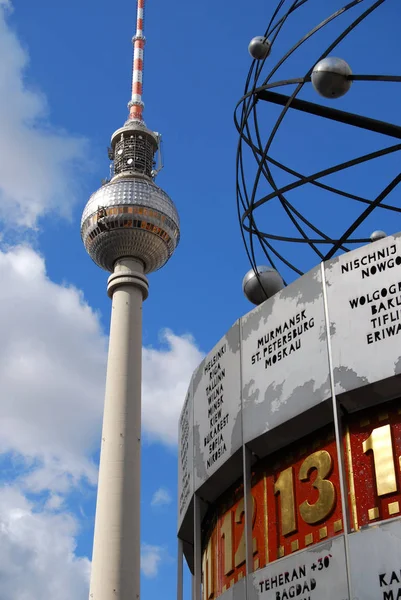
202;535;214;600
274;466;296;535
362;424;398;496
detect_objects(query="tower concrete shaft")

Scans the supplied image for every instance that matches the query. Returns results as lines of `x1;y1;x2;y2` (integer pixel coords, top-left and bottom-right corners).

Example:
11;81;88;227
89;258;148;600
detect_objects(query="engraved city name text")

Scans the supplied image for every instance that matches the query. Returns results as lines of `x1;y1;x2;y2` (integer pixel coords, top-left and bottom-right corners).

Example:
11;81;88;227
340;242;399;279
348;280;401;344
250;310;315;368
379;570;401;600
179;392;191;516
202;343;229;470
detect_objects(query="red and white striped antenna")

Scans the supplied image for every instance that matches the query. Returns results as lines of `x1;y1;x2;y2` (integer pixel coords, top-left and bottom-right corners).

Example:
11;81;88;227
128;0;146;122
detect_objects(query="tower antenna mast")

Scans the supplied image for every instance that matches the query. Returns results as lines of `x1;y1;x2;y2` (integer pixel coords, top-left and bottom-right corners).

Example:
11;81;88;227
128;0;146;123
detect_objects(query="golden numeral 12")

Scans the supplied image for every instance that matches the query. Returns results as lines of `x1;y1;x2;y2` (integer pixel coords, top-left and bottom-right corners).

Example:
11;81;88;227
220;496;257;576
234;496;257;568
220;511;234;576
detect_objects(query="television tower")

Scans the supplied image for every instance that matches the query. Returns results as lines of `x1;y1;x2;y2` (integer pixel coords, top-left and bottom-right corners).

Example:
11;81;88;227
81;0;180;597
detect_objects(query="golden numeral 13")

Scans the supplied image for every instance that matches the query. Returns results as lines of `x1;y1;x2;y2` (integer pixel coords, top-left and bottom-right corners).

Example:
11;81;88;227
274;450;336;536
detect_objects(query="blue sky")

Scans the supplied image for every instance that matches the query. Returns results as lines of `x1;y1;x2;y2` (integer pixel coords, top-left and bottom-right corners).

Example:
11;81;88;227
0;0;399;598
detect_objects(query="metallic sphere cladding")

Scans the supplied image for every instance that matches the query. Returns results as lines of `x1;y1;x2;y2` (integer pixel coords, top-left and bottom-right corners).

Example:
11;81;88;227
242;266;284;305
370;230;387;243
81;177;180;273
311;57;352;99
248;36;271;61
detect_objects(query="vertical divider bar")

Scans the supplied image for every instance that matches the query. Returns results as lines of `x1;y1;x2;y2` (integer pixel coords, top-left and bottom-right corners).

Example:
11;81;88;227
177;537;183;600
243;445;253;576
190;374;195;600
320;261;353;600
239;316;252;600
193;495;202;600
188;369;195;600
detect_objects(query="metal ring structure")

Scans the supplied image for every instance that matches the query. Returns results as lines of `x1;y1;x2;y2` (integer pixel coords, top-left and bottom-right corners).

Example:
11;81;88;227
235;0;401;284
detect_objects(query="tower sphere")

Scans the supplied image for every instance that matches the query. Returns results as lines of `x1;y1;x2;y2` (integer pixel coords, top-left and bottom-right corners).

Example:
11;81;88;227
311;57;352;99
242;266;284;305
81;175;180;274
370;230;387;242
248;36;271;60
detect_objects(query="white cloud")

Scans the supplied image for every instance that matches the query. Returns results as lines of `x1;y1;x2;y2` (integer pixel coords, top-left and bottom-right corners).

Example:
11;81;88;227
0;245;106;491
143;330;204;446
0;2;87;228
141;543;165;578
0;485;90;599
151;487;172;507
44;494;64;511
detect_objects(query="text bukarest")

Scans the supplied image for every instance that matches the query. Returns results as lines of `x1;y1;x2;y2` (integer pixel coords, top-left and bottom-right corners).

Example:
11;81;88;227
204;413;229;447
